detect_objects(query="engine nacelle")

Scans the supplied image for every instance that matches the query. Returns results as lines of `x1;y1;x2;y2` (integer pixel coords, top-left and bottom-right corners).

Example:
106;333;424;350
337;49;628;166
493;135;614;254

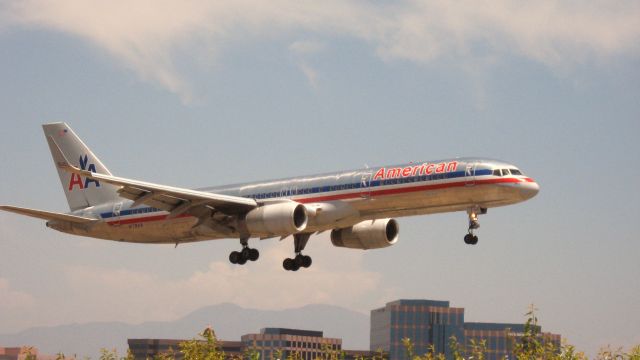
245;202;308;236
330;218;399;250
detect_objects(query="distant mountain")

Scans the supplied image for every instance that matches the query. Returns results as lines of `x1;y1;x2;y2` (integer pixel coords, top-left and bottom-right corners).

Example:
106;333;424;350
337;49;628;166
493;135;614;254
0;303;370;358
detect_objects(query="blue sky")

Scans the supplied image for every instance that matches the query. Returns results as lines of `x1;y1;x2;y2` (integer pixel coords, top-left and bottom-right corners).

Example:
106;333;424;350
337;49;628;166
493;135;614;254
0;0;639;356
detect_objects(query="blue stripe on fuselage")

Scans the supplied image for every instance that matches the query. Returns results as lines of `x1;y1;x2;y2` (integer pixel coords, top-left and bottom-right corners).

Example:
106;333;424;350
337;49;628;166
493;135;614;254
98;169;493;219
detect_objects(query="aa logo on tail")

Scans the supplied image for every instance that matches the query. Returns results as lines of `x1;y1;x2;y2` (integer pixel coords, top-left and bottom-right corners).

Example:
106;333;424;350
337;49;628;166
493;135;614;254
68;155;101;191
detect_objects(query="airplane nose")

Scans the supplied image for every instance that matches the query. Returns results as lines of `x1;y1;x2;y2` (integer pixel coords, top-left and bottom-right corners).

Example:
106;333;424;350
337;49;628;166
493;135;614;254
520;180;540;200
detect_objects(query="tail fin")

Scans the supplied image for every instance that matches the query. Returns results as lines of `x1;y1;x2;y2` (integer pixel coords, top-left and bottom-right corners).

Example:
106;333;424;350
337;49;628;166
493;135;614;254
43;123;120;211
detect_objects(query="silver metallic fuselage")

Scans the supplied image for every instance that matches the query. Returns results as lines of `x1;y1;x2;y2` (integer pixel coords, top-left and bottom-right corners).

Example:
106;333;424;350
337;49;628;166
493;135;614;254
52;158;539;243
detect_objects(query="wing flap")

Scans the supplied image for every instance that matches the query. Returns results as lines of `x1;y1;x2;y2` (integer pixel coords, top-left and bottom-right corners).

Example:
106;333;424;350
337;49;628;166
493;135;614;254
0;205;97;223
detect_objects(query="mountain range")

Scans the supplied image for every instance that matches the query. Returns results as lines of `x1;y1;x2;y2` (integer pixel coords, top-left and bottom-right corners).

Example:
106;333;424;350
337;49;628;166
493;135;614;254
0;303;370;358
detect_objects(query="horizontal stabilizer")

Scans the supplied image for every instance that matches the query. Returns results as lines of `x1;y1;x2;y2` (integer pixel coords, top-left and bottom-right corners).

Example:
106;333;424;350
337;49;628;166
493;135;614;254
0;205;97;223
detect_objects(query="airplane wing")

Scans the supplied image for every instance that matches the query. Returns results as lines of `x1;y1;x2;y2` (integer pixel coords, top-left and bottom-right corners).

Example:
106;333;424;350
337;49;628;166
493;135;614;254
0;205;98;223
48;136;257;216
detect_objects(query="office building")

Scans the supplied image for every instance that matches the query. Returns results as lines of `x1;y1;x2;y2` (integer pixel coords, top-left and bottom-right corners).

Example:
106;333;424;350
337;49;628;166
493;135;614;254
0;348;21;360
371;300;464;359
241;328;341;360
371;299;561;360
0;347;55;360
130;327;372;360
464;322;560;360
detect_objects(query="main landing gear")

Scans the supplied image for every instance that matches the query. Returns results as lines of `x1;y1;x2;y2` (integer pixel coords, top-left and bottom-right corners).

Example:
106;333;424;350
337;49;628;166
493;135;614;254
464;207;486;245
283;233;312;271
229;237;259;265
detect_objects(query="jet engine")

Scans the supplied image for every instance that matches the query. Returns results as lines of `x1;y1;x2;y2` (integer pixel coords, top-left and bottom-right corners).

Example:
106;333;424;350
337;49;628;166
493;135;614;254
245;202;308;236
330;218;399;250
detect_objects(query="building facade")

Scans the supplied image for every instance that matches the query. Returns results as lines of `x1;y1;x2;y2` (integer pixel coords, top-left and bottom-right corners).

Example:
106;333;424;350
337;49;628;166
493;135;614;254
0;348;21;360
371;300;561;360
241;328;341;360
128;338;243;360
0;347;55;360
371;300;465;360
130;327;371;360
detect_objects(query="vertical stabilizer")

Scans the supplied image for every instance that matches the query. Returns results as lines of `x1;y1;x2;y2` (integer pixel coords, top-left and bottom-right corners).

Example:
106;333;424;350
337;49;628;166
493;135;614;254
42;123;120;211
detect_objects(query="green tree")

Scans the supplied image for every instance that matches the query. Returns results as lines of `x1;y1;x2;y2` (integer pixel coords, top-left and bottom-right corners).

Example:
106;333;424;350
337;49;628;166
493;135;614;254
153;347;177;360
20;347;37;360
317;343;344;360
285;351;302;360
628;345;640;360
180;327;226;360
401;338;444;360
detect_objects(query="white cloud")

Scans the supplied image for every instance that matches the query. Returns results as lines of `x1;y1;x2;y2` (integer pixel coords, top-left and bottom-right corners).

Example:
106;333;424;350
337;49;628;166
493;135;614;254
2;0;638;100
58;235;380;324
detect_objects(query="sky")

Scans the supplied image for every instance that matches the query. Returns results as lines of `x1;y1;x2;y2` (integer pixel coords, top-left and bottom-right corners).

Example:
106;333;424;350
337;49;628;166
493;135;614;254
0;0;639;356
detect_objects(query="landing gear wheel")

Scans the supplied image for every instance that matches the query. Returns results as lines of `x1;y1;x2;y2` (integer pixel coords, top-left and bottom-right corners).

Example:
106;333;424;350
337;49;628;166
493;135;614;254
283;233;313;271
229;238;259;265
290;261;300;271
464;234;473;244
283;258;300;271
283;258;292;270
248;248;259;261
229;251;241;264
464;234;479;245
295;254;312;268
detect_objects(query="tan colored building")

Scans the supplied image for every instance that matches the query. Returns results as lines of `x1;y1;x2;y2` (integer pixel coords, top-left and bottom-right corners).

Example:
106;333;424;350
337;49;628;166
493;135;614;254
0;347;22;360
129;327;372;360
0;347;55;360
241;328;341;360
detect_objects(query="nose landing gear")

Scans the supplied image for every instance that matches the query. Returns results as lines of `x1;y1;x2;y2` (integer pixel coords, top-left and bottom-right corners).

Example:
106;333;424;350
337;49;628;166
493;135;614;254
229;237;259;265
464;207;486;245
283;233;312;271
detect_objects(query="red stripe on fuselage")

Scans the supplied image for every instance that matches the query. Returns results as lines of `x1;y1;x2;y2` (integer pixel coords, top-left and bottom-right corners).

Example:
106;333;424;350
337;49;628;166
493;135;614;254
294;177;525;203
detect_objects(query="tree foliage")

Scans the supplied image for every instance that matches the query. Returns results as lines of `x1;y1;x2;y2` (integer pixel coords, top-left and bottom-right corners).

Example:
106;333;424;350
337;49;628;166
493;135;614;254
179;327;226;360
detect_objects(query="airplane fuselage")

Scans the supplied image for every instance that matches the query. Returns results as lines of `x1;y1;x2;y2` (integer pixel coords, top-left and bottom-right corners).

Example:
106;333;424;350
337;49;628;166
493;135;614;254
51;158;539;244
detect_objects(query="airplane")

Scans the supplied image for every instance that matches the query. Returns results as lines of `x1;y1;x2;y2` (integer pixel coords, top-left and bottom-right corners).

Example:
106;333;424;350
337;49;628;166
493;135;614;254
1;123;539;271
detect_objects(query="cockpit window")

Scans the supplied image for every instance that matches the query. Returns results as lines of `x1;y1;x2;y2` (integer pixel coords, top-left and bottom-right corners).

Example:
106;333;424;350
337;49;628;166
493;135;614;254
493;168;524;176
